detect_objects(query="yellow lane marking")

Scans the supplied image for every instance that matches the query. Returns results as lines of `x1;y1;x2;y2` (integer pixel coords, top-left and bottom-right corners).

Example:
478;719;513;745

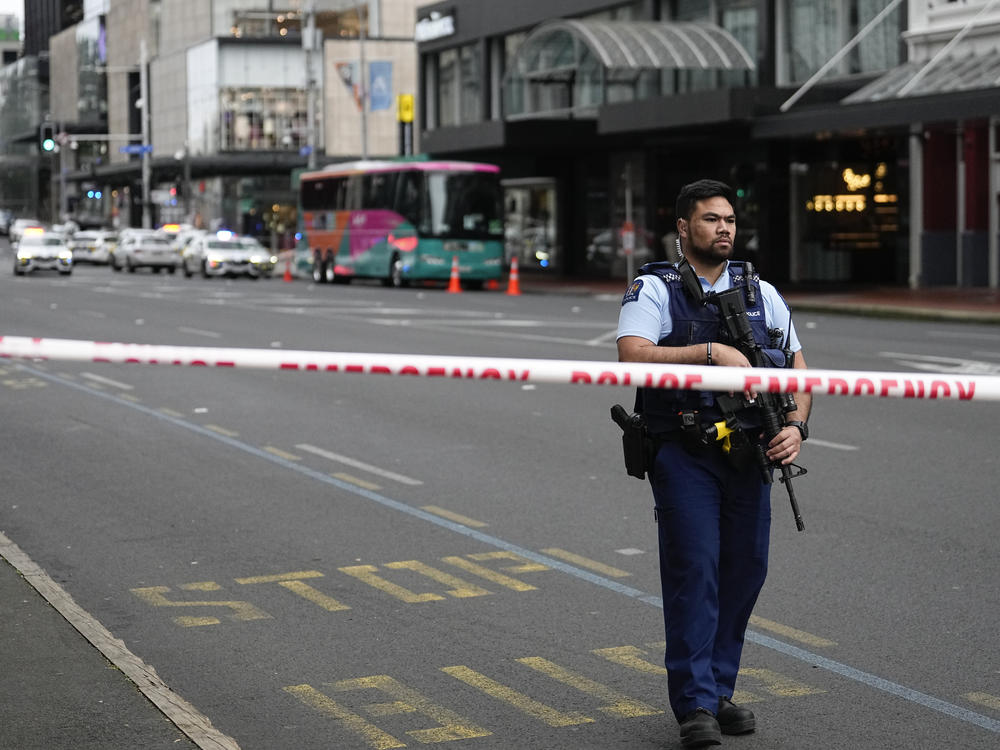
749;615;837;647
421;505;488;527
740;668;826;697
234;570;350;611
332;472;382;490
441;665;595;727
264;446;300;461
119;393;140;402
516;657;663;718
204;424;239;437
540;548;631;578
965;692;1000;711
159;407;183;417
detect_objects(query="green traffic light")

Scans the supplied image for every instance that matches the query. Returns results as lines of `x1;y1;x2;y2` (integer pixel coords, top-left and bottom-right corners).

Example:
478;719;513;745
42;138;55;152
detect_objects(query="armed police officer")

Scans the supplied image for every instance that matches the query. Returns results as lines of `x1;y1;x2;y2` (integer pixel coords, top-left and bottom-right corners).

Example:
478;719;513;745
616;179;811;748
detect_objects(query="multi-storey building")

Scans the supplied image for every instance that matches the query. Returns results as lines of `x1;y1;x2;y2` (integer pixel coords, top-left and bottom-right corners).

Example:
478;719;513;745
1;0;419;243
416;0;1000;288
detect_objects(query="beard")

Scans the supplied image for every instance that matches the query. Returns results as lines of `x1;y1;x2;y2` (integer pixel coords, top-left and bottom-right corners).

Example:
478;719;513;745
685;237;734;266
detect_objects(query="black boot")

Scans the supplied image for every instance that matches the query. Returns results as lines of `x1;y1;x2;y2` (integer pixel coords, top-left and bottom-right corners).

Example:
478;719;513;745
679;707;722;748
717;696;756;735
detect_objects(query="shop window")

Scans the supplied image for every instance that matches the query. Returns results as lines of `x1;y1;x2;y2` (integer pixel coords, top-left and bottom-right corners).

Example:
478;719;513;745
436;43;482;127
219;87;308;152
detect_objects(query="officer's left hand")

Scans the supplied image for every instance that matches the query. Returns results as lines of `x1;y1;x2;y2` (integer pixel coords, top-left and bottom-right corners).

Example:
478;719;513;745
766;426;802;465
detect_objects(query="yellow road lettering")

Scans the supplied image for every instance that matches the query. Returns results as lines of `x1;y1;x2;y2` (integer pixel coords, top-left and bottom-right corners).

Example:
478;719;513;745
385;560;491;598
440;555;538;592
331;675;491;743
441;665;594;727
284;684;405;749
130;585;271;626
338;564;445;603
234;570;350;612
516;657;663;718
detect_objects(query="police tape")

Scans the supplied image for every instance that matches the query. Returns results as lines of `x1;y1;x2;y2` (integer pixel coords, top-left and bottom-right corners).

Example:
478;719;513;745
1;335;998;401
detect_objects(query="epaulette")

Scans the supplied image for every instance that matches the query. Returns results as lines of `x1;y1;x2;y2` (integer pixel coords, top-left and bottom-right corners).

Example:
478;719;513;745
636;261;682;284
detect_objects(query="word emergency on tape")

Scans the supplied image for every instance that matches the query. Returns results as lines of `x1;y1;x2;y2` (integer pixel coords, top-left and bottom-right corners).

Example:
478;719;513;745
1;336;997;401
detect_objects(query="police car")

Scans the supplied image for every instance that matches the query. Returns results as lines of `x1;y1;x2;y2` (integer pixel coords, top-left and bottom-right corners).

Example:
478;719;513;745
13;229;73;276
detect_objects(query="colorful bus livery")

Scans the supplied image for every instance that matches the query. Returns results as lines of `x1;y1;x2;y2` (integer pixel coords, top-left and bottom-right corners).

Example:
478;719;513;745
299;160;505;288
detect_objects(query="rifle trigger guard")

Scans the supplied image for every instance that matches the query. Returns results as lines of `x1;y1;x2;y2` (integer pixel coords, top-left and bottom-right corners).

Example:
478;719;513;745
778;463;807;482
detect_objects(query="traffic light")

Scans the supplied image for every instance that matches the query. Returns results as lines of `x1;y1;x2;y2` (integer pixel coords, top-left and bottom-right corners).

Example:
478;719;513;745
39;123;55;152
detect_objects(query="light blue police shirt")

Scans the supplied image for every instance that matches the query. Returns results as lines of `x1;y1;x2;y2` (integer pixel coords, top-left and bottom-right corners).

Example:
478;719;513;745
616;261;801;353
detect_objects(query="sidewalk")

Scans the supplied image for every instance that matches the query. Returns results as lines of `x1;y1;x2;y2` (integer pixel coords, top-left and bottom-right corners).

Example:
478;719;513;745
0;552;200;750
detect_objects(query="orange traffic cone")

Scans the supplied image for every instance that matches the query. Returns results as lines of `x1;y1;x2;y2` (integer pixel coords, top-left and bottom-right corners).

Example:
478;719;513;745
506;255;521;296
283;256;293;282
447;255;462;293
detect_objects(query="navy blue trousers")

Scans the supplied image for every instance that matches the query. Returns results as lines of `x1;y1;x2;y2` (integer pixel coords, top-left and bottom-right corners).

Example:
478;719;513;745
649;439;771;720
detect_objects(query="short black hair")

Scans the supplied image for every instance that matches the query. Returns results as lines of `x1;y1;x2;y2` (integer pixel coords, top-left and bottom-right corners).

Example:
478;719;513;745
675;179;735;221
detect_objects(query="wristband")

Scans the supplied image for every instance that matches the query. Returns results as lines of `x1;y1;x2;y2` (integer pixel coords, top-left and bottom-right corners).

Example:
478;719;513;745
706;341;712;366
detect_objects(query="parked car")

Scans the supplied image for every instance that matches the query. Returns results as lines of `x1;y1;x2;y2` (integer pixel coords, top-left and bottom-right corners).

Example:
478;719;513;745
182;232;274;279
114;229;180;273
13;231;73;275
0;209;12;235
69;230;116;265
9;218;45;246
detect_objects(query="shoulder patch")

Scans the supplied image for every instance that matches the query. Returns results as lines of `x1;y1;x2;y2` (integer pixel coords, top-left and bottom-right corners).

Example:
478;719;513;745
622;278;643;306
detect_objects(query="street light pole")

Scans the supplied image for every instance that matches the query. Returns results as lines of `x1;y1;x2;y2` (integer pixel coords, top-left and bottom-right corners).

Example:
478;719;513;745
304;0;317;170
140;39;152;228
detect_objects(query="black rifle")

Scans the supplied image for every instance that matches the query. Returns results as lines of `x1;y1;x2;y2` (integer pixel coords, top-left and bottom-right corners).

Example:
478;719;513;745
678;259;807;531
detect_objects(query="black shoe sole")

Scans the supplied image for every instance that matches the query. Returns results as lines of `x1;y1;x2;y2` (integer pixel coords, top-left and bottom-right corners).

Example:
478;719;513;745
719;718;755;735
680;731;722;748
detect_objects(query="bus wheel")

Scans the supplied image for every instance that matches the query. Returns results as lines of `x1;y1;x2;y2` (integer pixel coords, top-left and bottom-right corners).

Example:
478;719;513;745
312;253;327;283
387;254;408;288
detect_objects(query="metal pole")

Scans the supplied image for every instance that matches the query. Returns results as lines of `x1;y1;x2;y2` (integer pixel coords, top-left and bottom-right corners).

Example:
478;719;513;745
59;138;68;222
140;39;152;228
909;124;924;290
780;0;904;112
304;0;317;170
990;116;999;289
957;122;965;286
624;162;634;282
360;13;369;160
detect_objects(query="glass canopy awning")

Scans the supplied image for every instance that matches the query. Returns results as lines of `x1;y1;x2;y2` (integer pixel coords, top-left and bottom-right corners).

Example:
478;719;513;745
505;19;755;119
843;50;1000;103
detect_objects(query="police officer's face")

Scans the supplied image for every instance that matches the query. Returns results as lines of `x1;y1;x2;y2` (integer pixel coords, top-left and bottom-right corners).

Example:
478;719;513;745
678;196;736;265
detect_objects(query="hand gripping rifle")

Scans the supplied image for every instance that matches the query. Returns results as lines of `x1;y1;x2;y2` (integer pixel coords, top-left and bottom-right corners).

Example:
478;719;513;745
678;259;807;531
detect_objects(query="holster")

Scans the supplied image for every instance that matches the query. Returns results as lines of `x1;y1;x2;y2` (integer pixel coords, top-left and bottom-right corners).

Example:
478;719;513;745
610;405;652;480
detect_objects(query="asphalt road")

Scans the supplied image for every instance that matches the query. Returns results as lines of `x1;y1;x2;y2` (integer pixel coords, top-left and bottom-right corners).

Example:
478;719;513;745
1;253;998;749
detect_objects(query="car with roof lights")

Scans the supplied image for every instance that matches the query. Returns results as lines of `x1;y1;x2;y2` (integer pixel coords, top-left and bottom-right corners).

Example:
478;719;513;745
182;231;275;279
13;229;73;275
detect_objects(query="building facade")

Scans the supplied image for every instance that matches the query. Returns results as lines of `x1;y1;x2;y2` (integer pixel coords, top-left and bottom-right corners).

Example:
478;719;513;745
0;0;420;245
416;0;1000;288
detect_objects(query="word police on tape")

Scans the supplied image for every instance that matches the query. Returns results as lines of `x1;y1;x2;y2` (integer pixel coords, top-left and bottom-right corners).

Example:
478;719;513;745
0;336;995;402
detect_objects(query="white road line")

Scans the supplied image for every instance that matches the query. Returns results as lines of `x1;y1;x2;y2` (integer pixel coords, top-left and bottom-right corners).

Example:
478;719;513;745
178;326;222;338
80;372;134;390
808;438;859;451
295;443;423;485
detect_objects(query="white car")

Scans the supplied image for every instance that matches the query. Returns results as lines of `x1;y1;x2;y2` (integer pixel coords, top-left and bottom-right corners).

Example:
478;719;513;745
237;235;277;277
69;230;116;265
9;218;45;246
14;232;73;275
115;229;180;273
183;232;274;279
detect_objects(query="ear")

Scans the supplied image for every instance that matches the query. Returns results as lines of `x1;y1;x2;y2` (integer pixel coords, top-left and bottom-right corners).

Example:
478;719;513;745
676;218;688;239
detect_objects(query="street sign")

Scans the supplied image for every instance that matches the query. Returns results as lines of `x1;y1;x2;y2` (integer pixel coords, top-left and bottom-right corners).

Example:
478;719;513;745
119;144;152;155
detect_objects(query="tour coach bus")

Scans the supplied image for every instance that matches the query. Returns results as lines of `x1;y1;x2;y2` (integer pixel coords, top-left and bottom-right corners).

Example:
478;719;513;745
299;158;505;288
